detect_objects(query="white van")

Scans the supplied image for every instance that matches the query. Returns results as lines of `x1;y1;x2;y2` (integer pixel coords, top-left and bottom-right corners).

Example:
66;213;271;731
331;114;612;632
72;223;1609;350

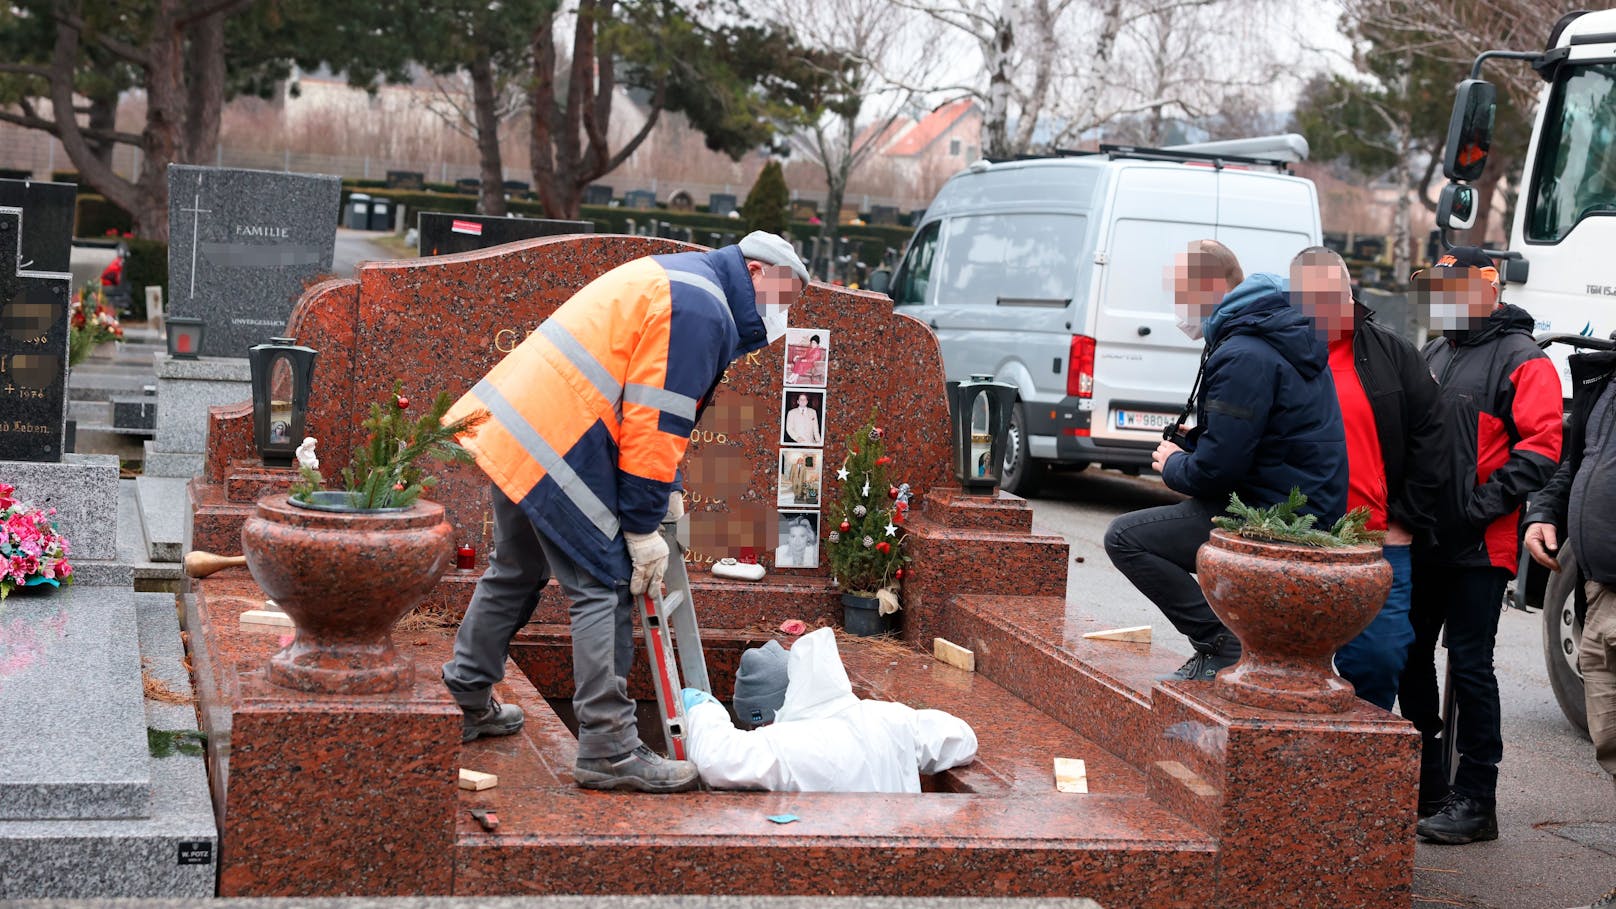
879;137;1323;495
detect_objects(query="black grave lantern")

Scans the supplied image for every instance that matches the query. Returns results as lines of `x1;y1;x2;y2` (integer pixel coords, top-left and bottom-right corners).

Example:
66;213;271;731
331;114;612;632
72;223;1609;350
248;337;318;467
947;374;1017;494
166;317;205;359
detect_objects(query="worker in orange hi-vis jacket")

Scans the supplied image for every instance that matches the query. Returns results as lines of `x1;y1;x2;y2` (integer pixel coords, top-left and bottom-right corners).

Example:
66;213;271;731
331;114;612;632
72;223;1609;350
441;232;808;793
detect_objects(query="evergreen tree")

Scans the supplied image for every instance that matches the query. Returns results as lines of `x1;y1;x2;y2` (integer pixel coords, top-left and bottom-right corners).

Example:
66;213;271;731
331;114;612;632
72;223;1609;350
741;160;791;235
825;411;910;598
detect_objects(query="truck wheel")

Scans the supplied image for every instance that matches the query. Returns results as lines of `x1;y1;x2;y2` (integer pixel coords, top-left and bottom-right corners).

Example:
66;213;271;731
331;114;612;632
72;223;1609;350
1001;403;1045;498
1542;547;1590;738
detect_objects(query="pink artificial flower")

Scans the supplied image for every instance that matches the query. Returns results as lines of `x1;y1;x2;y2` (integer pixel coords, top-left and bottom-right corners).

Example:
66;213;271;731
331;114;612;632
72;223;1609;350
57;560;72;578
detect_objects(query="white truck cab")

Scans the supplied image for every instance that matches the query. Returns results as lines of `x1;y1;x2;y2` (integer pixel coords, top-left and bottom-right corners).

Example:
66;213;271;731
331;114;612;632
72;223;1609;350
881;138;1321;495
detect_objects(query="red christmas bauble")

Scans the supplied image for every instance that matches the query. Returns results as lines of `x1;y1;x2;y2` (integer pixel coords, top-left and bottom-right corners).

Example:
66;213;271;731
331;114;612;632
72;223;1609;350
893;512;904;525
876;541;891;554
396;395;411;410
888;485;899;499
894;568;905;580
839;520;851;533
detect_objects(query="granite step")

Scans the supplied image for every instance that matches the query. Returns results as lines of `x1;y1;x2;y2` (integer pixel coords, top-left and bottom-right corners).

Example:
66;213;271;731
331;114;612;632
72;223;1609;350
135;475;191;563
0;592;218;897
938;594;1190;769
0;585;151;821
67;400;112;424
117;479;183;585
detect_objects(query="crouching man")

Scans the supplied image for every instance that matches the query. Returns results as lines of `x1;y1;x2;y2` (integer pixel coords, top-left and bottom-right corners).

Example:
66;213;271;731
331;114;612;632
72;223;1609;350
681;628;978;792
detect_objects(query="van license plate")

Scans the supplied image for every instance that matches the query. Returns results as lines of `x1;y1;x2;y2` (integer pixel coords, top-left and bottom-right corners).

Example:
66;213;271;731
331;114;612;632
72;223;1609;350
1115;410;1178;431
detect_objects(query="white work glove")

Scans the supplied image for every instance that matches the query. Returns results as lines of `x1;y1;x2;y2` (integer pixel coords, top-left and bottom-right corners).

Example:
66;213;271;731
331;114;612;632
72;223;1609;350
625;530;669;595
664;490;685;523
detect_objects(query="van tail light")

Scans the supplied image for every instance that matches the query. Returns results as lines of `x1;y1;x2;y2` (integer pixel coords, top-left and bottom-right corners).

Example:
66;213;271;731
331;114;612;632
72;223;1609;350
1067;334;1095;398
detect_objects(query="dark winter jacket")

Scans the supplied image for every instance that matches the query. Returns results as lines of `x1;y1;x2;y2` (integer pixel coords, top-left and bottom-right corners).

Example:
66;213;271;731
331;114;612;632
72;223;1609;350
1422;304;1563;571
1350;302;1446;533
1164;273;1348;520
1524;349;1616;584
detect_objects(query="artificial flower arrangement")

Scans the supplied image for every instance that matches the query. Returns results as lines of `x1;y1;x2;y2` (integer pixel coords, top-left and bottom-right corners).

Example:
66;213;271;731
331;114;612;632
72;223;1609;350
0;483;74;600
68;285;124;367
824;411;913;615
289;381;487;510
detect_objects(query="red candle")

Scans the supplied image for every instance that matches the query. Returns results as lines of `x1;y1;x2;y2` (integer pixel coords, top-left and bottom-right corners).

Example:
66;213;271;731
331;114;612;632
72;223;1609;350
456;545;476;570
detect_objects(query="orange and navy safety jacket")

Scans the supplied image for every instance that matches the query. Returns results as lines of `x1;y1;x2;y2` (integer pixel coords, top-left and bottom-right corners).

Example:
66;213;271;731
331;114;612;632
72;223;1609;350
446;246;769;585
1421;303;1562;572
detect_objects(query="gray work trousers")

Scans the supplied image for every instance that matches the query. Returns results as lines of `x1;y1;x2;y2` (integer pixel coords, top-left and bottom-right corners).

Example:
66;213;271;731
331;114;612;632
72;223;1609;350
442;486;639;759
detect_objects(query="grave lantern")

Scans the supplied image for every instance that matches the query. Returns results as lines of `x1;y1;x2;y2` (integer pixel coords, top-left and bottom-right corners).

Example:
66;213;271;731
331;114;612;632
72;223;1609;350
947;374;1017;494
248;336;318;467
166;317;205;359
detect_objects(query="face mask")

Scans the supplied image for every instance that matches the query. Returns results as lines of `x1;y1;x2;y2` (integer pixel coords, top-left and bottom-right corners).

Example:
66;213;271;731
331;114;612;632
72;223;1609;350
760;303;790;344
1175;305;1203;341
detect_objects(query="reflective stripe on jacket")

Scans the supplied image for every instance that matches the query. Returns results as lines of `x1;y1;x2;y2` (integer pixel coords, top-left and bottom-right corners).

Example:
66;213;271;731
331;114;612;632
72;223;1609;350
447;246;769;585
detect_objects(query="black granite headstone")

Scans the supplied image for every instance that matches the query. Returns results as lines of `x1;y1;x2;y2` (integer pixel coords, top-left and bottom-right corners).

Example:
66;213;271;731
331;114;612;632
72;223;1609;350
0;211;71;461
624;190;656;210
869;205;900;226
583;185;614;206
417;212;592;258
0;179;76;274
708;193;737;215
166;165;341;358
386;170;425;190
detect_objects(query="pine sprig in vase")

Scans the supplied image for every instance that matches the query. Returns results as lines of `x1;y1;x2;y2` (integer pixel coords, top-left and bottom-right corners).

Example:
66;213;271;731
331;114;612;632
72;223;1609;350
825;410;911;610
289;381;488;510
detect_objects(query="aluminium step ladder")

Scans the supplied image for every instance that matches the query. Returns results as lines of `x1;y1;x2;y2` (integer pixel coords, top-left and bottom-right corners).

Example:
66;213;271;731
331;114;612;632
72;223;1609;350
636;515;711;761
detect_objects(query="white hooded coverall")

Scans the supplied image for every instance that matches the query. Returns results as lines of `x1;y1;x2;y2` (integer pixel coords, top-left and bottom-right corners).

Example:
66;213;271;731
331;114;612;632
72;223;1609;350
684;627;979;792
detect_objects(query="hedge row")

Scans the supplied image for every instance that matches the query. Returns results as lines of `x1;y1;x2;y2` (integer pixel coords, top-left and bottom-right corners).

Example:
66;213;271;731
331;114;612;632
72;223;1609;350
74;194;135;238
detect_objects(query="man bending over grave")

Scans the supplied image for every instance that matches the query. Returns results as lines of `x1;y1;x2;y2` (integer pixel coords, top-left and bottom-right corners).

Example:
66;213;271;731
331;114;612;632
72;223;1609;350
681;628;978;793
441;232;808;793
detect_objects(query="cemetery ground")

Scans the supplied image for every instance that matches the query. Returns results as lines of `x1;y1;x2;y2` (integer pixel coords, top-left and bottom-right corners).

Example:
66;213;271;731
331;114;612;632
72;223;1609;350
1026;468;1616;909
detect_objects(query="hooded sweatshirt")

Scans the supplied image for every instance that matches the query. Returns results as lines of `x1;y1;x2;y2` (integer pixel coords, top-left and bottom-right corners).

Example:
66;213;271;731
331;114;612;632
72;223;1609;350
1163;273;1349;520
684;628;978;793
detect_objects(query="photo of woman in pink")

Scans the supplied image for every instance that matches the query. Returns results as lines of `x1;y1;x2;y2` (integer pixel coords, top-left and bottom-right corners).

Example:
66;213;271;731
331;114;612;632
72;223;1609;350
784;329;829;386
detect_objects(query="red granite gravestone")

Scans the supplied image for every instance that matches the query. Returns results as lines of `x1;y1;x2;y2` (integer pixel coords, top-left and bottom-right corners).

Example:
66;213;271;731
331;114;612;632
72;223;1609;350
185;235;1417;906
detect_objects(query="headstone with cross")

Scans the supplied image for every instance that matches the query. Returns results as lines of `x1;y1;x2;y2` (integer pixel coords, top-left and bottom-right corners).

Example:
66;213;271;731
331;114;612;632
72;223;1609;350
166;165;342;359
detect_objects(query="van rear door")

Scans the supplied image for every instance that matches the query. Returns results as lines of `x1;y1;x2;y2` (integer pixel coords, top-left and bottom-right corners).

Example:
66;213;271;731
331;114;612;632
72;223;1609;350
1213;171;1321;278
1090;165;1217;447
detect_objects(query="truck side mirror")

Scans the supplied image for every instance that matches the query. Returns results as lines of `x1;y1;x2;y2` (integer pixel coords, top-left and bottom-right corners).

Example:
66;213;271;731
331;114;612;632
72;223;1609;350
867;268;892;295
1441;182;1480;231
1437;183;1478;231
1443;79;1497;182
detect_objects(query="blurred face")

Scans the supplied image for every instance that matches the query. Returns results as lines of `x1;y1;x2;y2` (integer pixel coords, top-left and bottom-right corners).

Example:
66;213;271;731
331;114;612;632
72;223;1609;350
1290;258;1355;341
787;524;810;549
1418;267;1499;332
750;263;803;343
1166;252;1226;338
796;394;809;408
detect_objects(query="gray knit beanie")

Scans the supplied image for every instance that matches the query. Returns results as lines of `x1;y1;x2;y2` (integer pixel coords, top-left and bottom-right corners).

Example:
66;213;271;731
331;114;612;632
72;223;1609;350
731;639;790;728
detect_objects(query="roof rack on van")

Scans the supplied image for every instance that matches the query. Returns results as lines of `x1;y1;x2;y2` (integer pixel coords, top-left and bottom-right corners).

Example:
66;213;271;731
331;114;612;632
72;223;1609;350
985;133;1306;173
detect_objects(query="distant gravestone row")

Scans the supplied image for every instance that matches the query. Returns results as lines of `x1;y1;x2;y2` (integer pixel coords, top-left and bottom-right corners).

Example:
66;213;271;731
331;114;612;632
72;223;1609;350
416;212;592;258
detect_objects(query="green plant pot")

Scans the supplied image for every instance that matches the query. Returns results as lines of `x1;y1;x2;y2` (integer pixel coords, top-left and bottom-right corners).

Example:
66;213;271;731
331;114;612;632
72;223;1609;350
841;592;898;637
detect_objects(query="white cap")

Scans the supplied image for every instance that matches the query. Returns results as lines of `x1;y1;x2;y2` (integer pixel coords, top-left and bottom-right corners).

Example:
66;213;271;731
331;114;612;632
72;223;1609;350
738;231;810;288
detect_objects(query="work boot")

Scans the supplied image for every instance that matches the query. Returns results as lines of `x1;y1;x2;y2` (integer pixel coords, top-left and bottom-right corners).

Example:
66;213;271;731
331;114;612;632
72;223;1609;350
1416;794;1497;844
1417;791;1453;819
575;745;700;793
1159;634;1241;682
461;696;524;743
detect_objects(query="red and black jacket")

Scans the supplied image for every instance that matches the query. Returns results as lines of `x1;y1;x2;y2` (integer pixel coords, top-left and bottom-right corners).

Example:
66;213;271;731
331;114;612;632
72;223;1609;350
1421;304;1563;572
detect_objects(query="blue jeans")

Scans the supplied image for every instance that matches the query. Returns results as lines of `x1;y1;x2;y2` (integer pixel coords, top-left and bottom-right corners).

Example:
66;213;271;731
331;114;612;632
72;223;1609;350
1335;544;1413;710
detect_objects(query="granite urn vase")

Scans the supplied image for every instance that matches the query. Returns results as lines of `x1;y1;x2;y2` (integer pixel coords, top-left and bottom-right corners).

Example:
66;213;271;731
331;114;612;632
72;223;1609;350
1196;530;1390;714
241;493;453;695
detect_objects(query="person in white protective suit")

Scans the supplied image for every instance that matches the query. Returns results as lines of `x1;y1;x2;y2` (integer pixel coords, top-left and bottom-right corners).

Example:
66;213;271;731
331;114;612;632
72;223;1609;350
679;627;978;793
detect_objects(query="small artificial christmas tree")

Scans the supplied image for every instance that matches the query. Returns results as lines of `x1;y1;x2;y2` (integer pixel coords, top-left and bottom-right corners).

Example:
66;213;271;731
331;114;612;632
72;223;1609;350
825;410;912;611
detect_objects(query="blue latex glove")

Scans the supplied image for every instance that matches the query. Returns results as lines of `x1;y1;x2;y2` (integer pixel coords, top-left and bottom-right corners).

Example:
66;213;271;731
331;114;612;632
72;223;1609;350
681;687;719;712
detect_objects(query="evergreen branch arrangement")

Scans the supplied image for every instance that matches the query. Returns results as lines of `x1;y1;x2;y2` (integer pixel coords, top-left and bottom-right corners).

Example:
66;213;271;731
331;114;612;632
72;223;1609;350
1212;487;1384;548
290;381;489;510
825;410;912;601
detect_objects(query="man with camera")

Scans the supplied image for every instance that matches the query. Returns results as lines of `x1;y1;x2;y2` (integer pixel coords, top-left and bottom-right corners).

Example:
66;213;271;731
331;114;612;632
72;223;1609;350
1105;239;1348;681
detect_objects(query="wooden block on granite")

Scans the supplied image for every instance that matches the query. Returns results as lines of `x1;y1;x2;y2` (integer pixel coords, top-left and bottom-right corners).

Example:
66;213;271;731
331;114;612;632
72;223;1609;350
239;609;294;630
933;637;976;672
458;768;498;791
1054;758;1088;793
1081;625;1152;643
